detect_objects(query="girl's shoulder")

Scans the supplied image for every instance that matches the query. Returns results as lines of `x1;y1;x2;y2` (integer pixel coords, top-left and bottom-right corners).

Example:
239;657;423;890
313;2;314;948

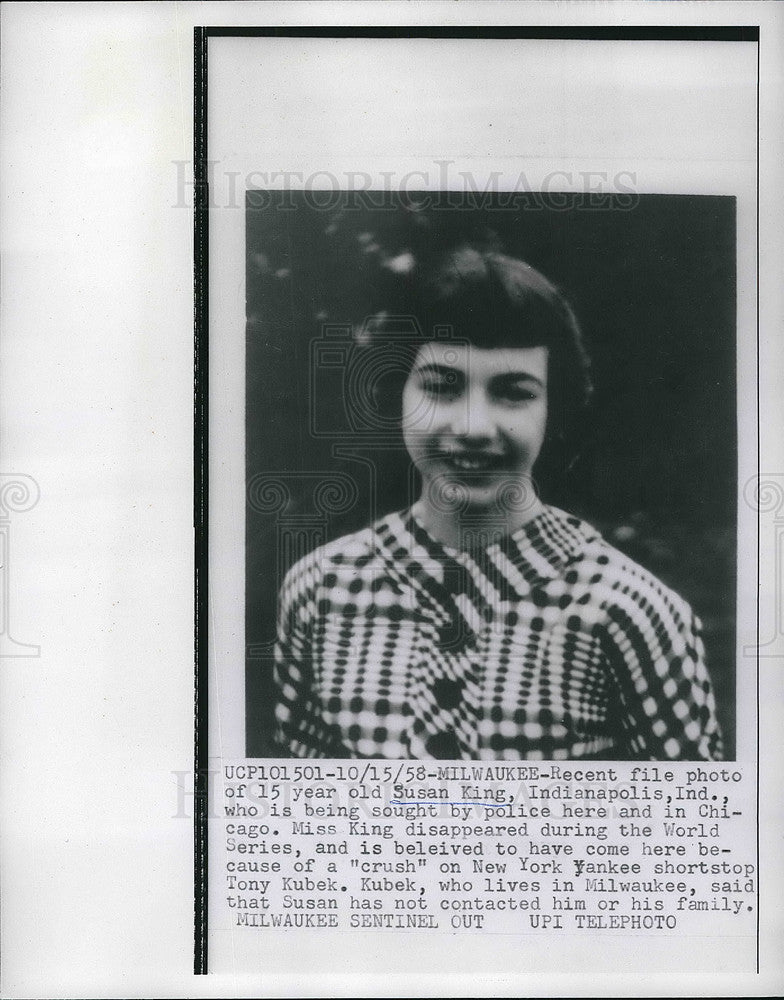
277;511;401;602
543;505;695;620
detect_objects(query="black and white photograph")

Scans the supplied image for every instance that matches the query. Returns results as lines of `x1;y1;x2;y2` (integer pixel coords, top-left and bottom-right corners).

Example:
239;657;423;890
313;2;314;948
246;192;735;762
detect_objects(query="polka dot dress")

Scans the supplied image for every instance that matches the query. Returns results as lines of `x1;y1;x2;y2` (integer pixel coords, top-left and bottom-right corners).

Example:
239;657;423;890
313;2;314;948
272;505;723;761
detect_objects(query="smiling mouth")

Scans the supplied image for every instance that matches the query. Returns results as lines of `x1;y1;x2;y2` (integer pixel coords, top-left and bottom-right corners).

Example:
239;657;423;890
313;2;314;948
439;451;507;473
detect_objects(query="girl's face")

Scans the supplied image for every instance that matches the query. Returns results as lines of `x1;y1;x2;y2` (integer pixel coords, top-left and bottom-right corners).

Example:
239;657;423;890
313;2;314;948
401;341;548;512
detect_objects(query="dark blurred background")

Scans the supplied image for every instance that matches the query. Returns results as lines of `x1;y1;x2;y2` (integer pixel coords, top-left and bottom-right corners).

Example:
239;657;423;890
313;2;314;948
245;192;736;757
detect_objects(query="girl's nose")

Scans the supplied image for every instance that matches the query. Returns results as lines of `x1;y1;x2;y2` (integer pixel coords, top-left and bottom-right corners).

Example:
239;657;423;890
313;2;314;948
451;390;496;442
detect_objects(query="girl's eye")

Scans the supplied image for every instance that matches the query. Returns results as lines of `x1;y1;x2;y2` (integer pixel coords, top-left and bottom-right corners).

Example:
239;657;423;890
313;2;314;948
498;384;539;403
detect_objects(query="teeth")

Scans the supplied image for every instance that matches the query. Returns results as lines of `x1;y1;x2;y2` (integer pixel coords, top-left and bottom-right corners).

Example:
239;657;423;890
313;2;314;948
451;456;492;470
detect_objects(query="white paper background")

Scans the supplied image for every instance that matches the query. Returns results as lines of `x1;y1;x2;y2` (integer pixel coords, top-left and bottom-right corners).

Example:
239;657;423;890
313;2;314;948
1;2;783;997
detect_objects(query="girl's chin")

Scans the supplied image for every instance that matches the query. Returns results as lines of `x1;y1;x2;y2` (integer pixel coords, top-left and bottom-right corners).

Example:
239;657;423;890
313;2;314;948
429;478;516;510
457;483;500;506
419;468;540;518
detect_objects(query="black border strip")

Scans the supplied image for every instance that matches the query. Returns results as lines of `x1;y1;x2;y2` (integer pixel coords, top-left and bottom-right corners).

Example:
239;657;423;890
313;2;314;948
194;23;762;976
193;24;209;979
204;25;758;41
755;33;761;978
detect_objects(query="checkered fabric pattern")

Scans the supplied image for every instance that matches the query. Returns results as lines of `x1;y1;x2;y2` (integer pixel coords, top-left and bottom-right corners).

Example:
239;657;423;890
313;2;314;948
272;504;723;760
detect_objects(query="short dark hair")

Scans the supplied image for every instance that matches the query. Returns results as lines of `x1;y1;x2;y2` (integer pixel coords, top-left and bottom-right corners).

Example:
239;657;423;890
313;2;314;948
356;244;593;473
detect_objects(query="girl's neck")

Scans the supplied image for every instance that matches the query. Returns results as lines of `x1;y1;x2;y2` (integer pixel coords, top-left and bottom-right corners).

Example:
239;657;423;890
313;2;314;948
412;489;544;551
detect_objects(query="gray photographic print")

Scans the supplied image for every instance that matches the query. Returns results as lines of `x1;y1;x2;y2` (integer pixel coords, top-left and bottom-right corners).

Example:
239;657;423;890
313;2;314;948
245;192;735;762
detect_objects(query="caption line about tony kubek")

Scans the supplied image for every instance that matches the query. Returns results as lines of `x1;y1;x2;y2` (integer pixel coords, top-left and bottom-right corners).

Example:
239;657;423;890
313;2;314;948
212;762;755;933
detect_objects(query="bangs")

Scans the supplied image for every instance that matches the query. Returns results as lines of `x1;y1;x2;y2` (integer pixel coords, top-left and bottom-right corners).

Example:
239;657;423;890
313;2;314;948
414;247;579;351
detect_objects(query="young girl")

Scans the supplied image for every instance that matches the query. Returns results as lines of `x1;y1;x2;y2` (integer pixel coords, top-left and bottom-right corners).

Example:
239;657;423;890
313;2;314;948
272;245;723;761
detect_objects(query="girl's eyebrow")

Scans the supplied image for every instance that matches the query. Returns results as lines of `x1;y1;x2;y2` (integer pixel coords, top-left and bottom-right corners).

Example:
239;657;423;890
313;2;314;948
414;363;546;390
492;371;546;390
